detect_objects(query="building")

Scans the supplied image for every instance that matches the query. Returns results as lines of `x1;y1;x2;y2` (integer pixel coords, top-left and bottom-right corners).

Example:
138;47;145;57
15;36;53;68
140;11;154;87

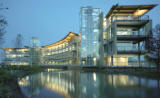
2;4;157;67
29;37;41;66
2;32;80;66
41;32;80;65
2;48;29;65
103;4;157;67
80;6;104;66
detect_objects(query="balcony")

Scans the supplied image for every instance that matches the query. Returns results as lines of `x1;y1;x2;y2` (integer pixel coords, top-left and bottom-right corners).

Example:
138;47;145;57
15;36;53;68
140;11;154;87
116;31;148;42
117;35;148;42
113;15;149;21
117;46;148;54
106;15;149;28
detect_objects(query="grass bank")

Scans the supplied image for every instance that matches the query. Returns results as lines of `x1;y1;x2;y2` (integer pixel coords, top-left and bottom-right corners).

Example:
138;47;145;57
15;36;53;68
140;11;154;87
0;65;45;98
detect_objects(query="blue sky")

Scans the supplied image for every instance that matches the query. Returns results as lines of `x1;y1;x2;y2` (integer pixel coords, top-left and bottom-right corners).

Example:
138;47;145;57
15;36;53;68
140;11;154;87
1;0;160;47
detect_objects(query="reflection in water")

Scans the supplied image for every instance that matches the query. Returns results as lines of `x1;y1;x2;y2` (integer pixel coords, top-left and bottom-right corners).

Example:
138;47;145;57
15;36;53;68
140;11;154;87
18;70;160;98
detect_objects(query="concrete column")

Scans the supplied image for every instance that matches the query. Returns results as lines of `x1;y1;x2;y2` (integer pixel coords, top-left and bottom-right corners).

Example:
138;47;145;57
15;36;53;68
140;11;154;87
138;42;141;67
111;55;114;66
138;29;141;67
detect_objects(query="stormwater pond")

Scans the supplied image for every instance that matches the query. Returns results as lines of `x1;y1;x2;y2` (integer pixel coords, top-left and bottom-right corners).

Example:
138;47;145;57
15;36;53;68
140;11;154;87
18;69;160;98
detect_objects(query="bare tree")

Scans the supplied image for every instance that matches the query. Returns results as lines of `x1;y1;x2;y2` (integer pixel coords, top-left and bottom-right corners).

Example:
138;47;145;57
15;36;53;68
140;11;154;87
15;33;23;48
0;15;7;48
0;2;8;64
149;24;160;71
0;1;8;48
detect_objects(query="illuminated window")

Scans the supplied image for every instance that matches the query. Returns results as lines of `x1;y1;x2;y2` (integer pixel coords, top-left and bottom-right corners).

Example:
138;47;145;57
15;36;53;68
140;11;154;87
11;54;16;58
72;46;75;50
133;9;148;17
69;47;72;51
103;18;107;29
66;43;68;46
66;48;68;51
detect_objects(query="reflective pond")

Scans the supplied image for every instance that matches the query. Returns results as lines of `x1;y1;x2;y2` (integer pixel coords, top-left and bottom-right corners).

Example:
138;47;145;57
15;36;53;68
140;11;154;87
18;69;160;98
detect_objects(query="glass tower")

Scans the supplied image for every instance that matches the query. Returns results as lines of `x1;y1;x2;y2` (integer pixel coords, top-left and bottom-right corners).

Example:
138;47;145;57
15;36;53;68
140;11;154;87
80;6;103;66
29;37;41;66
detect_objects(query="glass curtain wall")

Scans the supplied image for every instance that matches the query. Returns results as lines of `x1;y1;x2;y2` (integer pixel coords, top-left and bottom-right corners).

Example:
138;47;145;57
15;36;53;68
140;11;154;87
29;37;41;66
80;6;103;66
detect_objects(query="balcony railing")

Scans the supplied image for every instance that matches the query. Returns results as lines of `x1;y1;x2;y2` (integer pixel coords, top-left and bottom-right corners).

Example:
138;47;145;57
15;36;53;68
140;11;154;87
117;46;145;51
112;15;149;21
117;30;147;36
106;15;149;26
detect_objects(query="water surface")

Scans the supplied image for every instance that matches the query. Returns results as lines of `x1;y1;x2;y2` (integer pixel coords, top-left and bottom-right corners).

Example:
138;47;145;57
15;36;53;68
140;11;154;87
18;69;160;98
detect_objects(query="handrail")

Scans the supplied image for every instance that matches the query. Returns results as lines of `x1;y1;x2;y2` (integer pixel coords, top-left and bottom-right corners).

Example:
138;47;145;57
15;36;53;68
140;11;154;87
106;15;149;27
112;15;149;21
117;35;148;37
117;46;146;51
117;30;147;36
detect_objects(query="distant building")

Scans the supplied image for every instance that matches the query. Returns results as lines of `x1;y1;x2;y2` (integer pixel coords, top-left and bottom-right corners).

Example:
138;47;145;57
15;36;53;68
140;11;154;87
30;37;40;48
29;37;41;66
2;48;29;65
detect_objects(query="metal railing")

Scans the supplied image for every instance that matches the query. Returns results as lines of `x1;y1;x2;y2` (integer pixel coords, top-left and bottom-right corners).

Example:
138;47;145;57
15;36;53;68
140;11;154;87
117;31;147;36
112;15;149;21
106;15;149;26
117;46;146;51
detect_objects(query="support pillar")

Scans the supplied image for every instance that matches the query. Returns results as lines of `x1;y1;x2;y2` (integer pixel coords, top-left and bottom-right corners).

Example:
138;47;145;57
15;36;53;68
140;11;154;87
138;42;141;67
111;55;113;66
138;54;141;67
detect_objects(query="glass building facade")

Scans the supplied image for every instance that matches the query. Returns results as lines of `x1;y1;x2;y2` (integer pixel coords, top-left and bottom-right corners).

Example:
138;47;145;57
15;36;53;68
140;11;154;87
2;5;157;67
103;5;156;67
41;32;80;65
80;6;104;66
29;37;41;66
2;32;80;66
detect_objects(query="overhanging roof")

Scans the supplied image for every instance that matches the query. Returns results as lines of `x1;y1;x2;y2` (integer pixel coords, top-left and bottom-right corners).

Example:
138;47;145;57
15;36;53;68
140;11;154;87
105;4;157;18
43;32;79;48
2;48;28;52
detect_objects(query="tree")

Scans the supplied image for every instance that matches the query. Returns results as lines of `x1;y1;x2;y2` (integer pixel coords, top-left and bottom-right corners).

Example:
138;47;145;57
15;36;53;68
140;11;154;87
149;24;160;71
0;1;8;47
0;15;7;64
0;14;7;48
14;33;23;48
0;3;8;64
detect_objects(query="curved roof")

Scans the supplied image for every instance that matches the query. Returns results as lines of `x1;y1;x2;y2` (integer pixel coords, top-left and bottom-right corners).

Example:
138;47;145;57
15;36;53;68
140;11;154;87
2;48;28;51
43;32;79;48
2;32;79;50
